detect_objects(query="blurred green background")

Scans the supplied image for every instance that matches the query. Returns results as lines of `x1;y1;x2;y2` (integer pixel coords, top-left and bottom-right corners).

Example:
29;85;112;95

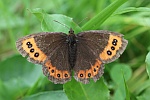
0;0;150;100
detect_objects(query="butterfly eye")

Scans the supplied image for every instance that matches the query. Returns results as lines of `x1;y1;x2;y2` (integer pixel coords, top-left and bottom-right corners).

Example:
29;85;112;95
69;30;74;33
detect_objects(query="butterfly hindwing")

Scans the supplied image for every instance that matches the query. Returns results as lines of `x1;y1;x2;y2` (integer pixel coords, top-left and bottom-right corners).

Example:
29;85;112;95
73;39;104;84
16;32;71;84
43;41;72;84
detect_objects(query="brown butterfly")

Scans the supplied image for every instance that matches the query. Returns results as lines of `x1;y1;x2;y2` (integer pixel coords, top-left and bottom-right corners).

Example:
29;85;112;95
16;28;128;84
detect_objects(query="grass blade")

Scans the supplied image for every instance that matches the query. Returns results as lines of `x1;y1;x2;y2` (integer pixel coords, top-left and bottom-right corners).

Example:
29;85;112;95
82;0;128;30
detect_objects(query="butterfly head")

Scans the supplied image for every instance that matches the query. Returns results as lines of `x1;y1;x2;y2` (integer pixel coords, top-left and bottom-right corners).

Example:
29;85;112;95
67;28;77;45
69;28;74;35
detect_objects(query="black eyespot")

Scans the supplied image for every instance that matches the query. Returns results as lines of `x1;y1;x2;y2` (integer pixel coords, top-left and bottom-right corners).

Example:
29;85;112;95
88;73;91;77
26;42;31;45
107;50;112;55
51;69;54;73
34;52;39;57
111;46;115;50
48;67;50;69
80;74;83;77
30;49;34;53
57;74;60;77
112;39;118;46
113;39;118;43
28;44;32;48
94;68;96;72
69;31;70;33
64;74;68;77
112;42;117;46
96;66;99;68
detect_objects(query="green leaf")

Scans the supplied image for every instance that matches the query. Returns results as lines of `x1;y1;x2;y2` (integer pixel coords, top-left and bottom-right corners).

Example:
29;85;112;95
82;0;128;30
137;87;150;100
111;64;132;100
22;91;68;100
0;55;42;100
145;52;150;78
113;7;150;15
64;77;109;100
30;8;82;33
122;71;130;100
110;64;132;84
134;80;150;95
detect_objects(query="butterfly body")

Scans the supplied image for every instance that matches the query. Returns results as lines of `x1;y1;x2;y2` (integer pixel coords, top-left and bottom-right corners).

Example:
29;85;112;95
67;28;77;69
16;28;128;84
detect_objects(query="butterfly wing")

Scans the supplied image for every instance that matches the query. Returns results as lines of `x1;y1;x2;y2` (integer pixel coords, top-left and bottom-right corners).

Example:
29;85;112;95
16;32;71;84
74;30;128;84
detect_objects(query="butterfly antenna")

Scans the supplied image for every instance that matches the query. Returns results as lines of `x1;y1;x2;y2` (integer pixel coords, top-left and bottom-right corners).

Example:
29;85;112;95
53;20;70;30
77;17;88;25
73;17;88;31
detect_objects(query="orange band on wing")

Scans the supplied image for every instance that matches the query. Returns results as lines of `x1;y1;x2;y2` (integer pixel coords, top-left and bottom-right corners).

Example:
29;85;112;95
77;59;102;79
22;38;47;62
100;34;122;60
45;60;70;79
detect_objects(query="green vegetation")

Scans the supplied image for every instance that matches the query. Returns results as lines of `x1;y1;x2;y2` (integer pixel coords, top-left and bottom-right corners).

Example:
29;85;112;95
0;0;150;100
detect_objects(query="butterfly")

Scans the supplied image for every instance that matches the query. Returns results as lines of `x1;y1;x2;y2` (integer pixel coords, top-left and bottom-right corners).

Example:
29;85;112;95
16;28;128;84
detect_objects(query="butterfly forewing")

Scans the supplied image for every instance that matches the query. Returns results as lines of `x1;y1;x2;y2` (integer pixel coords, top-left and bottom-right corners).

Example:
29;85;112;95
77;30;128;63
